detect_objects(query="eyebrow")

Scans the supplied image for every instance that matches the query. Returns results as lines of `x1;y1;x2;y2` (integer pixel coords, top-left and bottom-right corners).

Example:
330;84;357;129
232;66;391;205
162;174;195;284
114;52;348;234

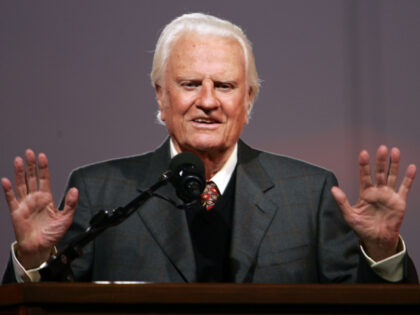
175;77;238;84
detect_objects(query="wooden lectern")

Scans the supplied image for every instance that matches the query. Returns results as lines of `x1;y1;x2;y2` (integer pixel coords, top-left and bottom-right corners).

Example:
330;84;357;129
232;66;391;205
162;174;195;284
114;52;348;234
0;283;419;314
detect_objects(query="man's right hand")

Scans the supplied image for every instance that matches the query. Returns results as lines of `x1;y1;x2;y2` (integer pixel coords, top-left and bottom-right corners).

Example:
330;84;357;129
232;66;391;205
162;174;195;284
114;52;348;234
1;149;78;270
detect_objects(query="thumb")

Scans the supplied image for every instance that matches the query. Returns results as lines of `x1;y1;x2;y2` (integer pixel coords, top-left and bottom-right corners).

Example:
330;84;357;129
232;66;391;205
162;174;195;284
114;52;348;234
331;186;353;222
62;187;78;214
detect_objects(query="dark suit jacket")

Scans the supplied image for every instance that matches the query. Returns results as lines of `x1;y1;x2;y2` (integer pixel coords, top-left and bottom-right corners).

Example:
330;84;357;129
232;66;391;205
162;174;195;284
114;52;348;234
3;139;417;283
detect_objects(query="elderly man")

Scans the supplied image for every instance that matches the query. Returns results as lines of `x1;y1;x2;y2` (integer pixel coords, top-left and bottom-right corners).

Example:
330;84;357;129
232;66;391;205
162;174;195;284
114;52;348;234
2;13;417;283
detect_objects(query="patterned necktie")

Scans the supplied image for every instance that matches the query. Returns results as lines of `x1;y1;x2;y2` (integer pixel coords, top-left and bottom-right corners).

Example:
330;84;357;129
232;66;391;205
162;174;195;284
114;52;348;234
201;181;220;211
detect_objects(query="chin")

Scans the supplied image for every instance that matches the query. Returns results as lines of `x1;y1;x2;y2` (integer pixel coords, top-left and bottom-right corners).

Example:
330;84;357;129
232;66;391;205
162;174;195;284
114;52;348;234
187;139;225;153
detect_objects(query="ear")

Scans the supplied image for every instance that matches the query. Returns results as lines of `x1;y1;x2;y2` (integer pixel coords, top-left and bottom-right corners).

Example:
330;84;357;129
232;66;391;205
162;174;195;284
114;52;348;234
247;87;253;105
244;110;249;125
244;87;253;122
155;84;166;121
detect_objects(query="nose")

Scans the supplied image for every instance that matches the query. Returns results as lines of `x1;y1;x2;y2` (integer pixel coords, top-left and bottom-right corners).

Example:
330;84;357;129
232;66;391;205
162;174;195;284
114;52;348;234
197;79;219;111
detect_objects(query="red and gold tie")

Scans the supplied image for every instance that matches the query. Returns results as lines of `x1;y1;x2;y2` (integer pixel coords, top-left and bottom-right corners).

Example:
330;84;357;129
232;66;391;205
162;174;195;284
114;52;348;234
201;181;220;211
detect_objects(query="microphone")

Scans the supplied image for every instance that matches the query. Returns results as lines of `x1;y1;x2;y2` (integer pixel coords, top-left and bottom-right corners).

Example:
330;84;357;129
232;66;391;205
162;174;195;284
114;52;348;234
169;152;205;203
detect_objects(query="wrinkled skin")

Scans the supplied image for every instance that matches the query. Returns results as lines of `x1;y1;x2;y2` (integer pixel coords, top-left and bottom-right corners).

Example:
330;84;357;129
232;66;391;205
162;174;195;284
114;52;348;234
1;150;78;269
331;145;416;261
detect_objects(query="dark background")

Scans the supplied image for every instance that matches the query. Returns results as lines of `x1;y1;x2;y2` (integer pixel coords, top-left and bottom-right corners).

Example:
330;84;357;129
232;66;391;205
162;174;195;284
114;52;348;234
1;0;419;277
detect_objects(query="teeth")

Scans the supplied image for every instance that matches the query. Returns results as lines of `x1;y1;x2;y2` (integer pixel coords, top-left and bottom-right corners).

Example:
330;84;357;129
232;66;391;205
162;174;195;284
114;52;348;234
194;118;213;124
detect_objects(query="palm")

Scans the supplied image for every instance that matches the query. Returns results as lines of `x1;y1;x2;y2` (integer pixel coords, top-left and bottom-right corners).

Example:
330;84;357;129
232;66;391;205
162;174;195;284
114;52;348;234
1;150;78;269
331;146;416;261
351;186;405;244
11;192;72;252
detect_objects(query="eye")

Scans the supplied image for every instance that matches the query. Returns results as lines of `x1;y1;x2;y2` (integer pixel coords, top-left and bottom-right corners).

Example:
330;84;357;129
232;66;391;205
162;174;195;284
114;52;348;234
181;81;201;90
215;82;234;91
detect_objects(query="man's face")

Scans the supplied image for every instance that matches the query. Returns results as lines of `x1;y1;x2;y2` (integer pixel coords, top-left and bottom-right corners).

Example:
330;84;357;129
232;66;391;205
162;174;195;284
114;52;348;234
156;33;250;155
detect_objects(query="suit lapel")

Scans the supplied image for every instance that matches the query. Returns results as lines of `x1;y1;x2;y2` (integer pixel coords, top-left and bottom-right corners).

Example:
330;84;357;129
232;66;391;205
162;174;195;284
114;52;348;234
135;140;196;282
230;141;279;282
133;139;278;283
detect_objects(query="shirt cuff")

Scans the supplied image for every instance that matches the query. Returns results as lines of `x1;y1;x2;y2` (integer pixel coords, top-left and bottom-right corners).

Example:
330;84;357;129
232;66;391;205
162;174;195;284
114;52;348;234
11;241;55;283
360;235;406;282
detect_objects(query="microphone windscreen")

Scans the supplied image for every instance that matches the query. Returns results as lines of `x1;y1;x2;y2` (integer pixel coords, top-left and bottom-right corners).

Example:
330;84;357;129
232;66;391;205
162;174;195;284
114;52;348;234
168;152;205;203
169;152;205;176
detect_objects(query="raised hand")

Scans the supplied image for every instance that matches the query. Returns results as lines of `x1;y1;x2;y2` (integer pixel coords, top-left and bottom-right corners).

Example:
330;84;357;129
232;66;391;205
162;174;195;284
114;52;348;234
331;145;416;261
1;149;78;269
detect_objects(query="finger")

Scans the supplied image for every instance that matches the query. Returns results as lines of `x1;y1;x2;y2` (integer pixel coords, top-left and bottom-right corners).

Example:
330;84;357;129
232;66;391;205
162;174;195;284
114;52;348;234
38;153;51;192
386;147;400;190
398;164;417;201
62;188;78;215
374;145;388;186
331;186;354;223
25;149;38;193
359;150;373;194
1;177;19;212
14;156;27;200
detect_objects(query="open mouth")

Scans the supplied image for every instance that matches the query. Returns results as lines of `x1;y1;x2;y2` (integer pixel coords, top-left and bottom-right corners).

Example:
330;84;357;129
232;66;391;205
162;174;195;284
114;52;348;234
193;118;219;124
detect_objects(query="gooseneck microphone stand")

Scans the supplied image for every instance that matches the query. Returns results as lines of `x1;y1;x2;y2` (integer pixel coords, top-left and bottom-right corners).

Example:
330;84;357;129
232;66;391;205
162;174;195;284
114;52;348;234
39;171;172;282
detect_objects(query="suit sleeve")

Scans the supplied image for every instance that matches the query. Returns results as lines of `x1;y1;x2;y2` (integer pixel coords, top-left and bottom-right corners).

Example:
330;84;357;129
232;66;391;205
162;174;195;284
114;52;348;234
57;168;94;281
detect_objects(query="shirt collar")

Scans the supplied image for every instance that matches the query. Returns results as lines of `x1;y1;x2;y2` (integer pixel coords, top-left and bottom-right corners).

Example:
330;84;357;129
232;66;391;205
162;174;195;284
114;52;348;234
169;139;237;195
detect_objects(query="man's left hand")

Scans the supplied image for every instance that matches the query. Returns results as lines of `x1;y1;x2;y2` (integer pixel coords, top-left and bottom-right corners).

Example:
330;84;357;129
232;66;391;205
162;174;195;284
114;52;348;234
331;145;416;261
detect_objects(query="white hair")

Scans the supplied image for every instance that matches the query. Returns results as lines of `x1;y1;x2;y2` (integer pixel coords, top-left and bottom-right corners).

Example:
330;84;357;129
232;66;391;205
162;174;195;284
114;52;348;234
151;13;260;119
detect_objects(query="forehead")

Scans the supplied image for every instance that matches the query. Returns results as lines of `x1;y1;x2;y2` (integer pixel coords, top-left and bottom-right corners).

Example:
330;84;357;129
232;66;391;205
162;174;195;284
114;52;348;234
166;33;246;79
